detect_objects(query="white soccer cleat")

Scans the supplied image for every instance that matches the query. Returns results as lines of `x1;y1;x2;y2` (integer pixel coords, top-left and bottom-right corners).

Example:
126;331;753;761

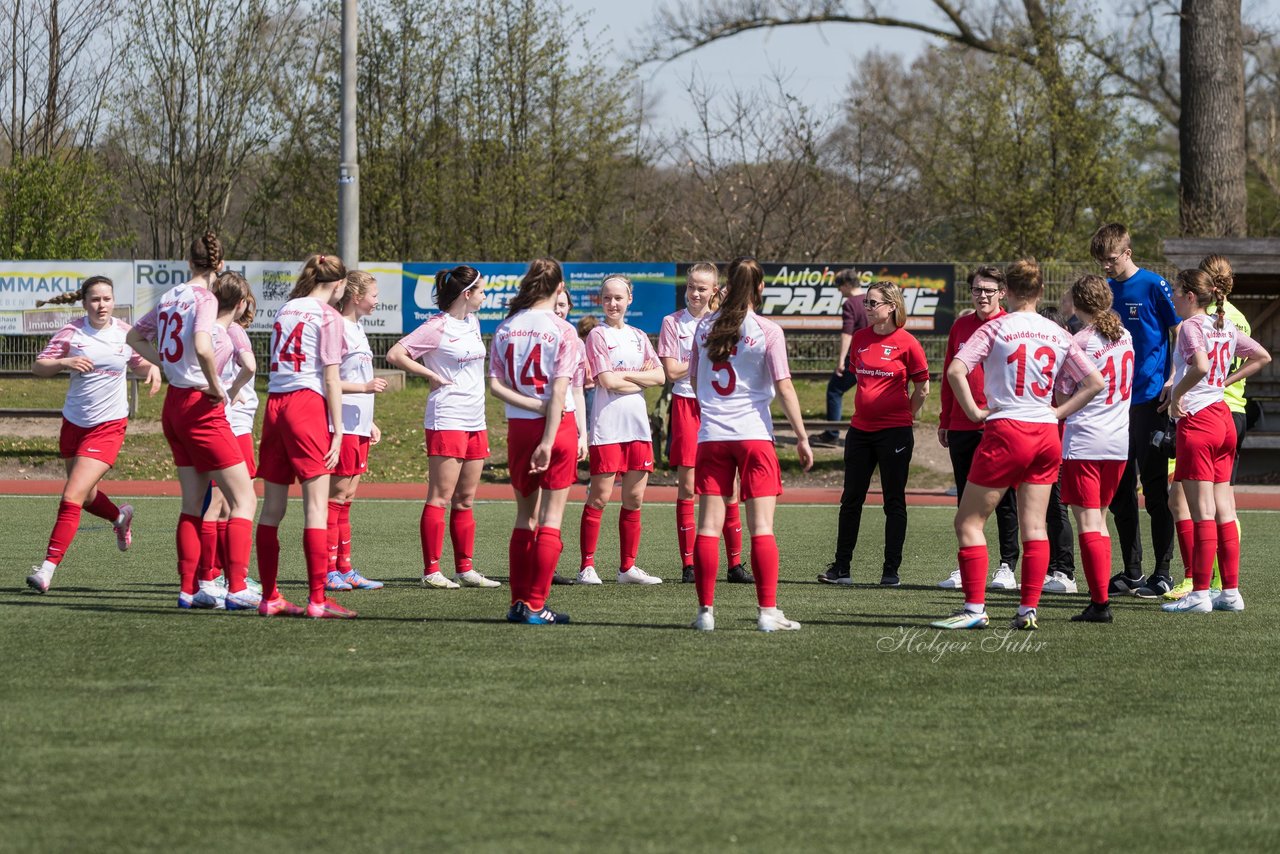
26;564;54;594
989;563;1019;590
192;582;227;610
114;504;134;551
577;566;603;585
757;607;801;632
421;571;460;589
224;587;263;611
1042;571;1078;594
937;567;962;589
1162;590;1212;613
1211;589;1244;612
617;566;663;585
691;606;715;631
457;570;501;588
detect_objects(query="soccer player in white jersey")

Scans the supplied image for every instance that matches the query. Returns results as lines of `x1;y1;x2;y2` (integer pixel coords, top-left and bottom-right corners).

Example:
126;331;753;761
26;277;160;593
934;258;1105;631
488;258;580;624
192;271;262;609
1055;275;1135;623
687;257;813;632
322;270;388;593
387;265;501;590
254;253;353;619
128;232;258;610
1161;268;1270;614
576;275;667;585
659;263;752;585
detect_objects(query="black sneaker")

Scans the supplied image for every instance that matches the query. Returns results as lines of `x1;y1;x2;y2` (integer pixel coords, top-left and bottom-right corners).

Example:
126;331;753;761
508;601;570;625
681;565;695;584
1134;574;1174;599
879;573;901;587
727;563;753;584
1108;572;1146;596
550;573;576;586
817;563;852;586
1070;602;1114;623
811;431;839;447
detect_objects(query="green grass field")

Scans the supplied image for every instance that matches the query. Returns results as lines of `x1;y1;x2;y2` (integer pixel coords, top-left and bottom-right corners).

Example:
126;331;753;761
4;497;1278;852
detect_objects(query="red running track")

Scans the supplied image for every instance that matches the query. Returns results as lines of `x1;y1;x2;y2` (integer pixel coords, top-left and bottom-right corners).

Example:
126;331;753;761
3;479;1279;509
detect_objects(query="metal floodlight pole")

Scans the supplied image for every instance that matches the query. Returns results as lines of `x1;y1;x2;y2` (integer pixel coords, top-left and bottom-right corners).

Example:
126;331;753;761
338;0;359;268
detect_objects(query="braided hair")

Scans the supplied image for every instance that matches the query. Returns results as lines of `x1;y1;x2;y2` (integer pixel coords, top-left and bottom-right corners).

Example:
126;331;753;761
35;276;114;307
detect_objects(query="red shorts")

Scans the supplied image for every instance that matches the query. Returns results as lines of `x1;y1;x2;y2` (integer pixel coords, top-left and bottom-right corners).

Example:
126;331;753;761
425;429;490;460
162;385;244;473
59;417;127;465
235;432;258;478
335;433;370;477
258;390;334;484
589;440;655;476
1060;458;1126;508
694;440;782;499
668;395;701;468
1174;402;1235;483
968;418;1062;488
507;414;578;496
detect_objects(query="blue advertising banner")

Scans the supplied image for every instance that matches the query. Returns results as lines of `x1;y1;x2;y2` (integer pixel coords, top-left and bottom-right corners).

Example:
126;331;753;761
403;262;679;335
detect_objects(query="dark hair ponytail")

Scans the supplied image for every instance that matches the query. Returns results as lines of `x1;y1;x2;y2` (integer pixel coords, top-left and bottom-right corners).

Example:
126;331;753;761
506;258;563;317
290;253;348;300
1070;274;1124;343
36;275;114;308
706;257;762;362
189;231;224;273
211;270;249;313
435;265;480;310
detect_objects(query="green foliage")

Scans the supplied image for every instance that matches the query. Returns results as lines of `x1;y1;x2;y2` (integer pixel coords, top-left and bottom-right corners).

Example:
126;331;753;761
0;154;114;259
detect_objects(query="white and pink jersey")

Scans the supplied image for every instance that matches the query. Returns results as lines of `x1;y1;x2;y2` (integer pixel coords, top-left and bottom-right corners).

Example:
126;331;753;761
1057;327;1134;460
217;323;258;436
658;309;700;399
955;311;1096;425
340;319;375;437
690;310;791;443
132;281;218;388
397;312;487;431
564;337;586;414
1173;314;1264;417
586;323;658;445
488;309;578;421
266;297;344;396
39;317;147;427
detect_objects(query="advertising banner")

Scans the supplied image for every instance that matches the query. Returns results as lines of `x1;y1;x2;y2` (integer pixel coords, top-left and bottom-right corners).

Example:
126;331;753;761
23;306;132;334
403;262;679;335
675;262;956;334
0;261;136;312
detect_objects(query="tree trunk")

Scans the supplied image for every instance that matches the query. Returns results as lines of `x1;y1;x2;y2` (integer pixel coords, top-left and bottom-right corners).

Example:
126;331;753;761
1180;0;1247;236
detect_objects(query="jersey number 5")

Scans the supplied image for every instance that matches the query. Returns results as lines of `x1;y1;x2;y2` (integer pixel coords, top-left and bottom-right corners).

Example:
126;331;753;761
711;346;738;396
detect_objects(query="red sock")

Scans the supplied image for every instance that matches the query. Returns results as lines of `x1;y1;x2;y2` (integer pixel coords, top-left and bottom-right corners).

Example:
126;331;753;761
723;502;743;565
303;528;329;605
337;502;353;572
256;523;280;600
958;544;988;608
1020;539;1049;609
326;501;343;574
449;508;475;573
1078;532;1111;605
83;491;119;521
694;534;719;607
421;504;445;575
1192;520;1217;591
508;528;535;605
216;520;231;579
1217;521;1240;589
198;521;219;582
225;517;251;594
619;508;642;570
1175;519;1195;579
580;505;603;569
529;527;563;610
750;534;779;607
176;513;202;595
676;499;695;567
44;500;82;566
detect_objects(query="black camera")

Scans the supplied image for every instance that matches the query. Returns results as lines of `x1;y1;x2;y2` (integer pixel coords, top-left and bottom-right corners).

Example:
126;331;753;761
1150;428;1176;459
